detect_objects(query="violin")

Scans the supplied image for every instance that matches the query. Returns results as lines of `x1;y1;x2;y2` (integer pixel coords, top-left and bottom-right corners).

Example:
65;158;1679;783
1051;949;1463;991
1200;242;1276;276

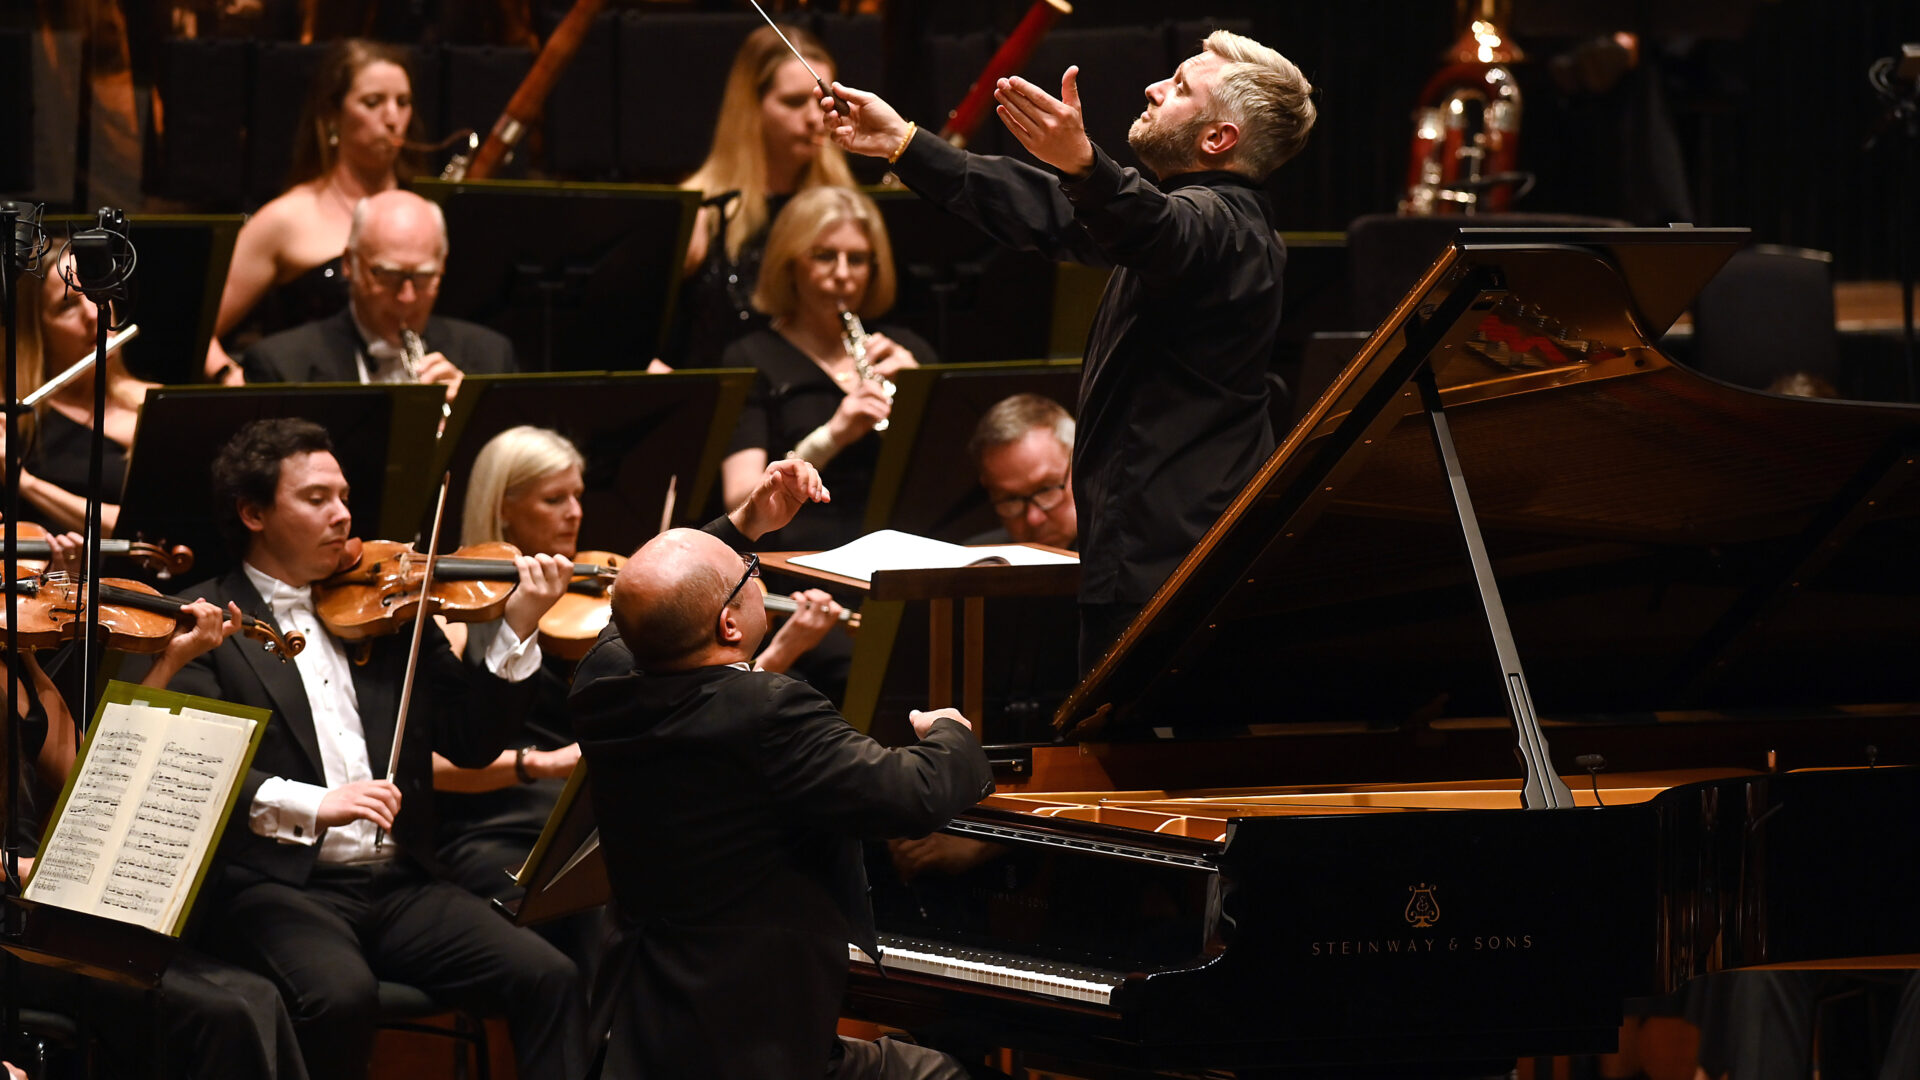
1;519;194;578
537;550;625;662
2;572;305;660
315;538;625;643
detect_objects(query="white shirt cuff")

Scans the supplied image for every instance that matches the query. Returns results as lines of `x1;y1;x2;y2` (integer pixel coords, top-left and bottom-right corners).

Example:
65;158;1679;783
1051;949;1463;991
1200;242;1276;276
249;777;328;845
482;619;543;682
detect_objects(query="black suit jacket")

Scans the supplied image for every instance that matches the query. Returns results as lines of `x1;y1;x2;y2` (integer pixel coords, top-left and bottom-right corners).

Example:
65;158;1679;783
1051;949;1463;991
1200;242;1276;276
166;566;534;889
240;309;518;384
570;649;993;1078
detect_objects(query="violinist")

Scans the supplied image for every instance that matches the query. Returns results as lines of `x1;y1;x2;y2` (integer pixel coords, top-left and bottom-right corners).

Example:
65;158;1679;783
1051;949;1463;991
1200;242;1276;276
240;189;517;400
204;39;417;385
163;418;585;1080
4;538;312;1080
432;426;843;932
4;250;152;534
665;23;857;368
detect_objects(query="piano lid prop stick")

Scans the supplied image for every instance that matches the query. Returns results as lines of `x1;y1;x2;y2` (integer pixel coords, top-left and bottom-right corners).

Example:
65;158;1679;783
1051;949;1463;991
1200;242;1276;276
376;473;451;847
746;0;836;107
23;324;139;408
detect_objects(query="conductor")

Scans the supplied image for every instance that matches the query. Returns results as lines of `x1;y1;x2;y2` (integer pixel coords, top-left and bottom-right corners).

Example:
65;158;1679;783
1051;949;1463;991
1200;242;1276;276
823;31;1316;677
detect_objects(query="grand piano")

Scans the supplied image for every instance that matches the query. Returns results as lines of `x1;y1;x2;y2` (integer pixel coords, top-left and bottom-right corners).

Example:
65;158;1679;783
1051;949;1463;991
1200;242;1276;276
842;229;1920;1071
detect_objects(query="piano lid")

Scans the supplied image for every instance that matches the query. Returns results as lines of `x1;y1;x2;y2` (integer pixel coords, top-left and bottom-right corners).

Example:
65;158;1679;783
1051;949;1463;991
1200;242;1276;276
1059;228;1920;738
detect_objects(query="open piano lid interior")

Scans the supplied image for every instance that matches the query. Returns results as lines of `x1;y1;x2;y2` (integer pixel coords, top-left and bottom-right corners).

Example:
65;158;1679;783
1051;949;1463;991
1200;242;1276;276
1060;228;1920;738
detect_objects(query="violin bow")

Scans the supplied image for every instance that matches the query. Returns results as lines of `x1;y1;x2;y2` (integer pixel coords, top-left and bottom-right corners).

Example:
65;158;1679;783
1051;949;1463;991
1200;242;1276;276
377;473;451;846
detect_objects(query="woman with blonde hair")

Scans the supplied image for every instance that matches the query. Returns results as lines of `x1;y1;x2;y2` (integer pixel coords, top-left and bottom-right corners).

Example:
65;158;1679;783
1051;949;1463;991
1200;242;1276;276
4;252;153;534
720;185;928;554
669;23;857;368
202;39;418;384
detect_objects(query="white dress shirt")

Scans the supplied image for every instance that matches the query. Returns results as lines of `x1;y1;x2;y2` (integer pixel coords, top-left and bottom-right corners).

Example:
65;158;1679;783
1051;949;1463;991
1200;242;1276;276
242;562;541;863
349;304;414;385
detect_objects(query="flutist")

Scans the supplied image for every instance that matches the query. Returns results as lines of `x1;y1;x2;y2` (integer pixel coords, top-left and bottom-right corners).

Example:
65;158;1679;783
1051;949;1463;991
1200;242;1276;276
241;190;519;396
824;31;1318;675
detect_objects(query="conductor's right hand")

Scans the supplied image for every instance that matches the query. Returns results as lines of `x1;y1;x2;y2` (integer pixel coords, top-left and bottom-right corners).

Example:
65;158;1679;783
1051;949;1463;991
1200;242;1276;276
910;708;973;739
317;779;402;831
822;81;912;159
827;379;892;446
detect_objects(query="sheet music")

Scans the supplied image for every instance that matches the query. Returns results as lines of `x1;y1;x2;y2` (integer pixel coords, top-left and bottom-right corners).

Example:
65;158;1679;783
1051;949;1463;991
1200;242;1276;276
26;702;256;935
787;529;1077;583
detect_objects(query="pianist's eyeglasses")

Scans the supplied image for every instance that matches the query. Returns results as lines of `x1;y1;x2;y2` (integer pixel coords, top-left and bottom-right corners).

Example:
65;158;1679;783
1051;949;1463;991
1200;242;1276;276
719;552;761;624
991;479;1069;519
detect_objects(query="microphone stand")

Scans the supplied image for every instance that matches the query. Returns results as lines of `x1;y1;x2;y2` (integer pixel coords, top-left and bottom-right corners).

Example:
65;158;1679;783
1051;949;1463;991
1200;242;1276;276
62;210;135;733
1;199;49;1069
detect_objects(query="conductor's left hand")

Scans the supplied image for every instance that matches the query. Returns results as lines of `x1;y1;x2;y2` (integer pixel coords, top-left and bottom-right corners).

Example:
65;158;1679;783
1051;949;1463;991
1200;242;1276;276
502;552;574;640
994;68;1095;178
732;459;830;541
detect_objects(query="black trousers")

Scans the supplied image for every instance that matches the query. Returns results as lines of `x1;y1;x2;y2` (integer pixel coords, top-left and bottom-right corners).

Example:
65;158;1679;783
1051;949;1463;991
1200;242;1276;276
9;947;308;1079
208;859;585;1080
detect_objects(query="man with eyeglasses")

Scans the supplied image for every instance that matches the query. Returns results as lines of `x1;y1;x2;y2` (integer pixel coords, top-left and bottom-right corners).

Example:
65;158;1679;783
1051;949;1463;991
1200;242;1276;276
569;463;993;1079
242;189;517;394
966;393;1078;550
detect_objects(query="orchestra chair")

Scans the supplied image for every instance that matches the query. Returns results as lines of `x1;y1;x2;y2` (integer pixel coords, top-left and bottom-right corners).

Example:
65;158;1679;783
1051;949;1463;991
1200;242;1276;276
1688;244;1839;393
11;1008;90;1078
375;981;491;1080
1343;211;1629;332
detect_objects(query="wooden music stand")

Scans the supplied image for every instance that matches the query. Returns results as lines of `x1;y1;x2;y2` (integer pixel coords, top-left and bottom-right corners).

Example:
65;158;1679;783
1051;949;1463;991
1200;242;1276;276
761;551;1077;741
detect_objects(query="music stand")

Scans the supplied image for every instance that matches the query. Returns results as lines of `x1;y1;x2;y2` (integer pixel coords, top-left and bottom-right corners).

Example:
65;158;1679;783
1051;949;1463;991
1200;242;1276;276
45;214;242;386
118;385;445;583
412;179;700;373
862;360;1081;540
865;188;1063;365
426;369;754;546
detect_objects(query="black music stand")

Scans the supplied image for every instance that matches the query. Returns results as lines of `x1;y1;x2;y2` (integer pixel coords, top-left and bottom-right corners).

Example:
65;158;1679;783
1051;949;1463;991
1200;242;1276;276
861;360;1081;541
118;385;446;582
45;214;242;386
426;369;754;547
411;179;700;373
865;188;1063;366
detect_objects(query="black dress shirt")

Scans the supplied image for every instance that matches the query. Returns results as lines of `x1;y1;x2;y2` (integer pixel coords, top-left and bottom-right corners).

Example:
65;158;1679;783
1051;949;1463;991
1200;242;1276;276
893;135;1285;605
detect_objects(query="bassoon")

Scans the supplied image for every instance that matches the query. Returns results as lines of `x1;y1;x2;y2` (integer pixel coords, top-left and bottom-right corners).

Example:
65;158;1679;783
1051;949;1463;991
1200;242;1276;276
938;0;1072;149
444;0;607;180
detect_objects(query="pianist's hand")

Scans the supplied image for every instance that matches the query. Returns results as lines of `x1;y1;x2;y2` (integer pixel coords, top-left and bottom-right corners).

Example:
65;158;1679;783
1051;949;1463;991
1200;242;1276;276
910;708;972;738
317;779;402;831
890;834;1000;882
731;459;831;541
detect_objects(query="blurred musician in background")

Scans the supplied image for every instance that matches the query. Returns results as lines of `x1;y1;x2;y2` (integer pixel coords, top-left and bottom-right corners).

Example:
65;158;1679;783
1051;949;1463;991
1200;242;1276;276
4;251;153;534
240;189;517;399
666;24;857;369
966;392;1078;549
206;39;419;385
720;185;927;554
429;426;839;959
825;30;1316;674
569;514;991;1079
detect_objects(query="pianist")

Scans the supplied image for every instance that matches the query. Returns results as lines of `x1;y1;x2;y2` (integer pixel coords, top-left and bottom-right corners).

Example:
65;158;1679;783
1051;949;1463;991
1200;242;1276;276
570;507;995;1078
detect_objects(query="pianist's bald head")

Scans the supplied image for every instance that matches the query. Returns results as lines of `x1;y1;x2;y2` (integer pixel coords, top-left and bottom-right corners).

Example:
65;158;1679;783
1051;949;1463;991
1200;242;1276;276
611;528;765;670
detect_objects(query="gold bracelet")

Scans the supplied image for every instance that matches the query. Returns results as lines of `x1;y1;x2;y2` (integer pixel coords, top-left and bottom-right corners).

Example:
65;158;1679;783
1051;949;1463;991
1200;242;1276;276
887;121;918;165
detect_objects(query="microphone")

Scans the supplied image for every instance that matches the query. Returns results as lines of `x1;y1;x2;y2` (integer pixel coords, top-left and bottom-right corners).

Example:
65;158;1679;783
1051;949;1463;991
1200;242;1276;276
0;200;49;274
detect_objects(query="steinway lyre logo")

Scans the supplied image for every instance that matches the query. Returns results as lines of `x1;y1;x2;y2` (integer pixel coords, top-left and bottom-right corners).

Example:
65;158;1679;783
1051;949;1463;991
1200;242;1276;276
1404;883;1441;929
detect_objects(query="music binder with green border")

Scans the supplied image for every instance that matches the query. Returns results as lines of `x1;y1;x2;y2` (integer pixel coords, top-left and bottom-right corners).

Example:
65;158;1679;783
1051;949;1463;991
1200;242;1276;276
4;679;269;987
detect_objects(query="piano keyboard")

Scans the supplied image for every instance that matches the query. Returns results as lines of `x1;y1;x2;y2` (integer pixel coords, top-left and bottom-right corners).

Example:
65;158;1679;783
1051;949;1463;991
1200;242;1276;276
849;933;1126;1006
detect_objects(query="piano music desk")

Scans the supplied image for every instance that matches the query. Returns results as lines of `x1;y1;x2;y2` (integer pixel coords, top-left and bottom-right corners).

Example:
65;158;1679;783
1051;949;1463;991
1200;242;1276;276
759;550;1078;741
